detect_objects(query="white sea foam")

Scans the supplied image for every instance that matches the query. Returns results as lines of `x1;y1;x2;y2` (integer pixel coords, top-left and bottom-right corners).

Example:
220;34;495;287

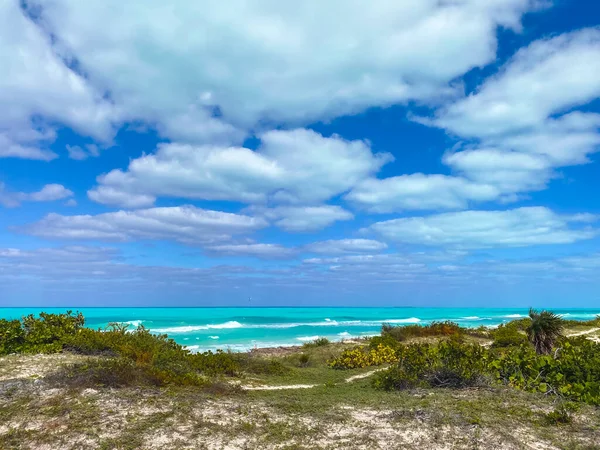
152;317;427;334
338;332;352;337
297;335;320;342
462;316;481;320
503;314;524;318
209;336;220;340
126;320;143;327
152;321;243;333
382;317;421;324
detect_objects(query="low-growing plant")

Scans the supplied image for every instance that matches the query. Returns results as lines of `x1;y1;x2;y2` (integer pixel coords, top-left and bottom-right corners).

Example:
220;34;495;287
0;319;25;355
374;340;489;390
544;401;580;425
0;311;84;355
298;353;311;368
233;354;289;376
381;321;463;342
488;337;600;405
491;323;529;348
47;357;165;388
329;344;398;369
368;333;402;350
302;337;330;349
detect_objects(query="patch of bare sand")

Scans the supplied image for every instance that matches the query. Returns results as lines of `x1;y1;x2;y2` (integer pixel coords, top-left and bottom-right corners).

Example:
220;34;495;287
0;353;93;382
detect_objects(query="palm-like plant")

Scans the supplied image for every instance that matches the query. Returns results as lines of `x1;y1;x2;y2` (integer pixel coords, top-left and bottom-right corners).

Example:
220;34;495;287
526;308;564;355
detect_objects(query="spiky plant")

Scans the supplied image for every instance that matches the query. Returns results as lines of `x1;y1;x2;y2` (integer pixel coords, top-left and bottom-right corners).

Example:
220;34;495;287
526;308;564;355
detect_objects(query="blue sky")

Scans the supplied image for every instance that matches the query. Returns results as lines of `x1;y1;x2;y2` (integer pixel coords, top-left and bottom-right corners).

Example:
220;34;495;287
1;0;600;307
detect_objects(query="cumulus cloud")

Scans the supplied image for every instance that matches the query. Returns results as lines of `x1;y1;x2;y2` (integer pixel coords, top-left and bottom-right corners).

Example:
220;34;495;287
434;29;600;137
22;206;268;244
9;0;539;149
352;29;600;213
367;207;598;248
88;129;391;208
248;204;354;232
430;30;600;201
346;174;500;213
304;239;388;255
0;183;73;208
0;1;115;159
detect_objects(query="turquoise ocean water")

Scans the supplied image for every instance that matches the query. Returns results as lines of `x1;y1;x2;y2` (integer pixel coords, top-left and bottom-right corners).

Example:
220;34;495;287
2;307;599;352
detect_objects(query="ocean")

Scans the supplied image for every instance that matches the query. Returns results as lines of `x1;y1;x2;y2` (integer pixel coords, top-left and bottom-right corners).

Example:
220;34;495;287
2;307;599;352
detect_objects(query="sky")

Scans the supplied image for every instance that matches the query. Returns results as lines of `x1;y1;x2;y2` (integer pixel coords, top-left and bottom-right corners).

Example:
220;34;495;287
1;0;600;307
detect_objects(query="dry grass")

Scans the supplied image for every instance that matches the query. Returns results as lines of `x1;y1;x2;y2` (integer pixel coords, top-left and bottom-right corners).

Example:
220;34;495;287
1;349;599;450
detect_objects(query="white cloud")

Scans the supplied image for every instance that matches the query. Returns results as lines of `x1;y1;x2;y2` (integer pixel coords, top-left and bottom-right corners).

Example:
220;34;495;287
0;183;73;207
367;207;598;248
206;243;296;259
427;31;600;201
352;29;600;214
0;1;115;159
304;239;388;255
346;174;500;212
249;204;354;232
66;144;101;161
434;29;600;137
87;186;156;209
16;0;538;146
0;130;58;161
23;206;268;244
88;129;391;208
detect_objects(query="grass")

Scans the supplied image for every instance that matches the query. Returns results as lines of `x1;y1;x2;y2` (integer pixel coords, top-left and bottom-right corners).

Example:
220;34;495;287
3;369;597;449
1;317;600;449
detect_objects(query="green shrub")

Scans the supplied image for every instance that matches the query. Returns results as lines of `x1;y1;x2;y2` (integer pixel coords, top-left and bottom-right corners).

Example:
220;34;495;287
192;350;241;377
234;354;289;376
368;333;402;350
302;337;331;348
491;323;529;348
298;353;311;368
47;357;165;388
329;344;398;369
0;319;25;355
1;311;85;354
382;321;463;342
488;337;600;405
374;340;488;390
544;402;580;425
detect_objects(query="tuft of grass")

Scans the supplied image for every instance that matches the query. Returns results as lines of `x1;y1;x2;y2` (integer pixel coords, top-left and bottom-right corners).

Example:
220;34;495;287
543;401;580;425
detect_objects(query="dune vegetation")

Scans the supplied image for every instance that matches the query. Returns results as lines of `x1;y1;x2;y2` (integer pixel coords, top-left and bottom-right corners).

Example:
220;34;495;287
1;310;599;449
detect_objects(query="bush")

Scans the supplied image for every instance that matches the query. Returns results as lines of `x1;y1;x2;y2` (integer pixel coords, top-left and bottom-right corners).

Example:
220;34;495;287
298;353;311;368
47;357;165;388
544;402;580;425
1;313;256;385
0;311;84;355
0;319;25;355
368;333;402;350
302;337;331;349
488;337;600;405
329;344;398;369
491;323;529;348
66;324;209;385
382;321;463;342
374;340;488;390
